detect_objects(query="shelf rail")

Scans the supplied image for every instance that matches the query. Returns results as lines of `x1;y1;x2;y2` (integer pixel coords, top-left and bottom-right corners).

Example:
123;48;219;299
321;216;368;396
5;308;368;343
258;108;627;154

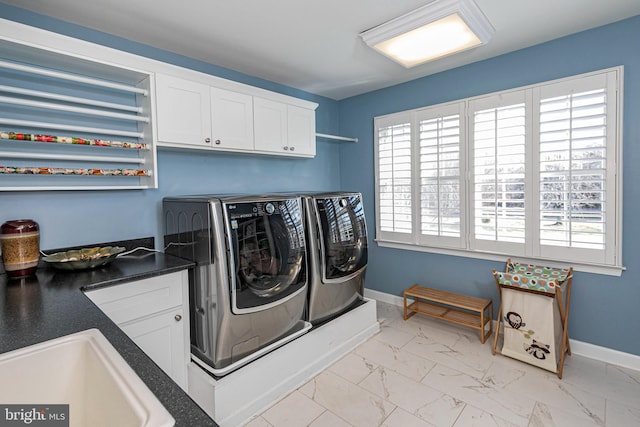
0;151;145;164
0;85;143;113
0;59;148;96
0;118;144;138
315;132;358;143
0;96;148;123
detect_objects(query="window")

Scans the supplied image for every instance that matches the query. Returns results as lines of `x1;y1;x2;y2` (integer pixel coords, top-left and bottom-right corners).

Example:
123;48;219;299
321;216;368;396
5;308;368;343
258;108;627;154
374;68;622;274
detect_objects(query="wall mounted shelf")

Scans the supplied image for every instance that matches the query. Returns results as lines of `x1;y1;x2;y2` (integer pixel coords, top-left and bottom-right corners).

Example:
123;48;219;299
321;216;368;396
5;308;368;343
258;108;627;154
0;37;156;191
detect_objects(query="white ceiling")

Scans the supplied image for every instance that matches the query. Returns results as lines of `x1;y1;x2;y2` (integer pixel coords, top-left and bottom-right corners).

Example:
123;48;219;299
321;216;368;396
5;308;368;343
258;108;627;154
3;0;640;100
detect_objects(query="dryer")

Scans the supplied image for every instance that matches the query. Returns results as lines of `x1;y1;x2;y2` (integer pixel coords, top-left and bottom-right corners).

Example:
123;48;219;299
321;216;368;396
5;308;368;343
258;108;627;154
303;192;368;325
163;195;310;376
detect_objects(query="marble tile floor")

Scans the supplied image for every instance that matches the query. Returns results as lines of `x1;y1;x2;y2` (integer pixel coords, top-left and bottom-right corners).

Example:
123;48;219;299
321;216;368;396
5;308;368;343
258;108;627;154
244;301;640;427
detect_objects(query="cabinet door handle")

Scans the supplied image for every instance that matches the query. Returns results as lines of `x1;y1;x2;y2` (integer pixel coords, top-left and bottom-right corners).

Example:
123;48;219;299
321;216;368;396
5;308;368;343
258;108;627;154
215;139;221;145
205;138;211;144
290;146;295;151
175;314;182;321
283;146;289;151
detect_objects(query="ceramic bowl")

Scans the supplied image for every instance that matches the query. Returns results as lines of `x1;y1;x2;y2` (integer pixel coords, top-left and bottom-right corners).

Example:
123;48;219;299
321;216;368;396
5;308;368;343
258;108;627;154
42;246;126;271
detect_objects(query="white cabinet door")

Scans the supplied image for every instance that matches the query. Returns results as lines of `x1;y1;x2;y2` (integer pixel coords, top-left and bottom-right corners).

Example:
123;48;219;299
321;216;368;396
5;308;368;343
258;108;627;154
254;97;288;154
287;105;316;156
155;74;212;147
121;308;188;390
210;87;254;151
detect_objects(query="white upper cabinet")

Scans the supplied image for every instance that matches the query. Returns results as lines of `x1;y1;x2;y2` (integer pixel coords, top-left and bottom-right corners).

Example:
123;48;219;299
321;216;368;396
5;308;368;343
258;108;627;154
210;87;254;151
287;104;316;157
254;97;316;157
155;73;317;157
155;73;212;148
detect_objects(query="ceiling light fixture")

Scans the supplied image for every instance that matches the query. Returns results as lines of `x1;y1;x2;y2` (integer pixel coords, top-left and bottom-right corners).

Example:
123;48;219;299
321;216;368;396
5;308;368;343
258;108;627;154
359;0;494;68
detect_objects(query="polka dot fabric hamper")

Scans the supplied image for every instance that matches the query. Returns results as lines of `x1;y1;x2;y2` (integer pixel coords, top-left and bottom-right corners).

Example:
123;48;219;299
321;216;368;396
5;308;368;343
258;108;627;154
492;259;573;378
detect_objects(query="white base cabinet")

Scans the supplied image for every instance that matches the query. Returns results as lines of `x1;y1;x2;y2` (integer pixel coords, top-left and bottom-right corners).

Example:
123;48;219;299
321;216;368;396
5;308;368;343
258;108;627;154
85;270;190;391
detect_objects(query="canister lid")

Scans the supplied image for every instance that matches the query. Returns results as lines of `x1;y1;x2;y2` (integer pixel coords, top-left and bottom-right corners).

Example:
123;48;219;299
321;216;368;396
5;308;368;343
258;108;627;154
1;219;39;235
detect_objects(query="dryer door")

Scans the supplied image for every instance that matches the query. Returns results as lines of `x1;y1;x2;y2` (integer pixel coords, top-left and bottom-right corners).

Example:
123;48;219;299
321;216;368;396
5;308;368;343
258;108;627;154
226;198;307;314
315;194;368;282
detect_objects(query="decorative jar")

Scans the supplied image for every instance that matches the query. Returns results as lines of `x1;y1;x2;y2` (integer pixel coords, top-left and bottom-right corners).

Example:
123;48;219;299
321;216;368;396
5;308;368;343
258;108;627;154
1;219;40;279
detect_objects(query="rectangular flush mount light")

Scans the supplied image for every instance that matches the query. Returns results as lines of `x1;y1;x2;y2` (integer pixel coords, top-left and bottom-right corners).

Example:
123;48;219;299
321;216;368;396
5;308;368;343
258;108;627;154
359;0;494;68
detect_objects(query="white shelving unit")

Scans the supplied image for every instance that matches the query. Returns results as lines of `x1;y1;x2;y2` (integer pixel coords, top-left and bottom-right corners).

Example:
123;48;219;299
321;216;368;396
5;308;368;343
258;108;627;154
0;37;156;191
0;18;356;191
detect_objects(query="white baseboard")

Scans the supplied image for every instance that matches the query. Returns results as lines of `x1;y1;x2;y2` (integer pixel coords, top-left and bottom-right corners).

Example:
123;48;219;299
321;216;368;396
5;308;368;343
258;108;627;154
365;288;404;306
569;339;640;372
364;288;640;372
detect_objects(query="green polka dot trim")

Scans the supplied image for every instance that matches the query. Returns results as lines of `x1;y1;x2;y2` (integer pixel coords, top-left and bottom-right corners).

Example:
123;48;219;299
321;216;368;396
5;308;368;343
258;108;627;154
497;263;570;294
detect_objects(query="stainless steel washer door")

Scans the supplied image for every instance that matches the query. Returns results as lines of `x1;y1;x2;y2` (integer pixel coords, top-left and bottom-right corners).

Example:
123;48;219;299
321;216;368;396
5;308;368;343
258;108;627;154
315;194;368;282
226;198;307;314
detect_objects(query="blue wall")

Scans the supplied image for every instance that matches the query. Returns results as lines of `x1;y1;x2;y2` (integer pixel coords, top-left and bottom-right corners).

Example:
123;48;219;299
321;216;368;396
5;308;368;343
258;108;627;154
0;4;342;249
338;15;640;356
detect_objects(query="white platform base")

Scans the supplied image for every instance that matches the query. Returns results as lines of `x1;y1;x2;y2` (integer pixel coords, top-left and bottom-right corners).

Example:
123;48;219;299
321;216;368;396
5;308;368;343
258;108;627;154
192;321;312;377
187;298;379;427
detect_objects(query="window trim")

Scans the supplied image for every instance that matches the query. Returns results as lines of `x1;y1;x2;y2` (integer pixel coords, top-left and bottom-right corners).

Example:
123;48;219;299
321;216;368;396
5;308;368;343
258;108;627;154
373;66;624;276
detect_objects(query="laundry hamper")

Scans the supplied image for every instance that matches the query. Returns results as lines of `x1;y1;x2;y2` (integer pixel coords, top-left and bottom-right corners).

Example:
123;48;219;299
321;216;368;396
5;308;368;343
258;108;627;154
492;259;573;378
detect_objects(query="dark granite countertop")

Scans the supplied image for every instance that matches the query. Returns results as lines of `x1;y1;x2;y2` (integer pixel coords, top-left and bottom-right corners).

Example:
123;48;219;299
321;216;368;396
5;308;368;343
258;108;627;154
0;249;217;427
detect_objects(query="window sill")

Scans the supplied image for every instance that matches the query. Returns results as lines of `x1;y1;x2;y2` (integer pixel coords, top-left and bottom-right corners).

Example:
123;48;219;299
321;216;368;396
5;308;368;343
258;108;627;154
375;239;624;277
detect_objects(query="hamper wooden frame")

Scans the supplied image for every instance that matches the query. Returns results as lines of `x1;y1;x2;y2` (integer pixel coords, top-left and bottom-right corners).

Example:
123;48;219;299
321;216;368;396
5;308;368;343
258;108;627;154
492;259;573;378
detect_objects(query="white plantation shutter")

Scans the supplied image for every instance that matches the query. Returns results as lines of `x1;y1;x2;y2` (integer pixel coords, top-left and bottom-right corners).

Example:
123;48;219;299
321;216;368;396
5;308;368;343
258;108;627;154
417;103;465;248
533;71;618;265
469;91;528;255
375;114;413;243
539;90;606;248
373;67;621;272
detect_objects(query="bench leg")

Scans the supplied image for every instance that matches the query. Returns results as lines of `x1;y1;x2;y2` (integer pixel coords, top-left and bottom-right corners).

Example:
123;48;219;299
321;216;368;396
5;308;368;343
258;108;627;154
403;292;412;320
480;308;486;344
485;302;493;344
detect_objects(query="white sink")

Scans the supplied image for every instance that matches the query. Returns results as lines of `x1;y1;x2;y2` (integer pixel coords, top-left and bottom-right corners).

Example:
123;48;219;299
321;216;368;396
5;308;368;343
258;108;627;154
0;329;175;427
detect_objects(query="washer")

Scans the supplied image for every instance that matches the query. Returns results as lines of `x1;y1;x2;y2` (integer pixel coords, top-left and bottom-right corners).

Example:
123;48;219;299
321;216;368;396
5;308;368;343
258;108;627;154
163;194;310;376
303;192;368;325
